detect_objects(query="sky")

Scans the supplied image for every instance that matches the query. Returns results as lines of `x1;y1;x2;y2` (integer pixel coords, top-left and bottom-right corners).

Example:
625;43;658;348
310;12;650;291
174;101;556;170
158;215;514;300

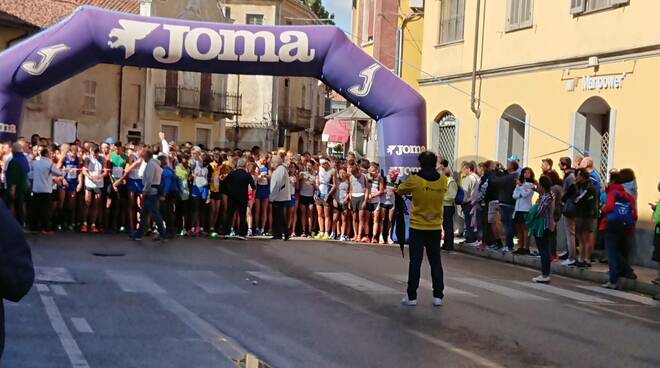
322;0;352;34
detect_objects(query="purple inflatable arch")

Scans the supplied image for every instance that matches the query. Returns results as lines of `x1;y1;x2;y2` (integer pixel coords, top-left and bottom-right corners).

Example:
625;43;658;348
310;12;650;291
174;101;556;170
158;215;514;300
0;6;425;174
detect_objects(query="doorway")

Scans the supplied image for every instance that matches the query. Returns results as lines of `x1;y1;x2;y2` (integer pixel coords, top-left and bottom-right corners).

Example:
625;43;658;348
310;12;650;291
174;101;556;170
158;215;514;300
573;96;612;181
497;105;526;164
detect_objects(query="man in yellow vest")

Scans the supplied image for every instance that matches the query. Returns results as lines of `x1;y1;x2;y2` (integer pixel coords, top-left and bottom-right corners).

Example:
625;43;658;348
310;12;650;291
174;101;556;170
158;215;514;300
398;151;448;307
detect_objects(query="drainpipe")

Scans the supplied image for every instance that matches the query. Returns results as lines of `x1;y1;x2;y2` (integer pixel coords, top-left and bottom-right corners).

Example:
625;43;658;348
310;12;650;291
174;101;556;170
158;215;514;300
117;66;124;140
470;0;482;161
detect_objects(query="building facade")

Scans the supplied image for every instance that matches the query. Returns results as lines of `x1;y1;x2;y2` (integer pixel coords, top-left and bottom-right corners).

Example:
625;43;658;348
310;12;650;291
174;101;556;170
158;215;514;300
419;0;658;265
1;0;326;152
0;0;146;145
350;0;425;159
220;0;327;152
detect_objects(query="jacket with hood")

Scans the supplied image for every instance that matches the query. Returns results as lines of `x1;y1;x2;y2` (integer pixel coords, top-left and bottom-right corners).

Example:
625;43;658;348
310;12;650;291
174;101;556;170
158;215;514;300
398;168;448;230
599;183;638;232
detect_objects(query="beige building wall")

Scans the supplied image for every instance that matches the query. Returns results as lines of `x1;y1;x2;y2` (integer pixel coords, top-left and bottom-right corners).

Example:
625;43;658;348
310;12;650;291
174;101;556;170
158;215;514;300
19;64;145;144
420;0;659;265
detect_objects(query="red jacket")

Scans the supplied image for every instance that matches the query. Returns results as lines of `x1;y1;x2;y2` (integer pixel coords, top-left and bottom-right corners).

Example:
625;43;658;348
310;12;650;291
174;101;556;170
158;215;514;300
599;183;638;232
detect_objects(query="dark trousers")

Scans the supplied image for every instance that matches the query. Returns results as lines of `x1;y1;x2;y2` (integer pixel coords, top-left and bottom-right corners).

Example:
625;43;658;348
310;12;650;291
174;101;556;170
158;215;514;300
407;229;444;300
161;193;178;237
442;206;455;250
605;226;634;284
135;195;165;238
500;204;515;250
535;230;553;277
176;199;191;232
32;192;52;231
462;203;477;243
271;201;289;239
225;199;248;236
1;300;4;359
5;191;26;227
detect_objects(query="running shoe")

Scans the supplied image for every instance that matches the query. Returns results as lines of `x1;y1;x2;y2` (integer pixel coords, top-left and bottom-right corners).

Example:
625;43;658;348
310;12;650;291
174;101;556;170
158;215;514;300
179;229;187;237
229;230;237;237
400;297;417;306
247;229;253;237
91;226;100;234
210;231;219;238
80;225;88;233
532;275;551;284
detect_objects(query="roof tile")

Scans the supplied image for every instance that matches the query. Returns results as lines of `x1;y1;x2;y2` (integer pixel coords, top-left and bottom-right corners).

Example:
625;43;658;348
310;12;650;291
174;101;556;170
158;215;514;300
0;0;139;28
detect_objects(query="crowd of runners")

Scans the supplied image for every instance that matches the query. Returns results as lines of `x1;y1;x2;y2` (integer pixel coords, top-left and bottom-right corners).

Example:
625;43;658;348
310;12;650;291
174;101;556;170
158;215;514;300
0;133;403;244
1;133;659;289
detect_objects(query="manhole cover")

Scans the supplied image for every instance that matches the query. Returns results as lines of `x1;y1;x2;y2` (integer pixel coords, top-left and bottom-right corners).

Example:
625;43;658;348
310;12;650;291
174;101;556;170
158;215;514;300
92;252;126;257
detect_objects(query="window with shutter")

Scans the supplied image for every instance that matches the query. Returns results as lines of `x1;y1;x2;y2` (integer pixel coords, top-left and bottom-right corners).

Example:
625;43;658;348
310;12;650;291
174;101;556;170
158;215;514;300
82;80;96;115
439;0;465;44
573;0;628;15
571;0;586;14
506;0;533;31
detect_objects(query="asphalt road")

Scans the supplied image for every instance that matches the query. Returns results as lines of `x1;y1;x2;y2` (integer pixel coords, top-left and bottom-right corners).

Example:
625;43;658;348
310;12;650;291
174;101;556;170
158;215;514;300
2;234;660;368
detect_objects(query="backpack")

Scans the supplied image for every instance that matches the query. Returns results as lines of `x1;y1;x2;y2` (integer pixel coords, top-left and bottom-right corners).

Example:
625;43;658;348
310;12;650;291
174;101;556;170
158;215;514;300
606;194;635;227
455;186;465;204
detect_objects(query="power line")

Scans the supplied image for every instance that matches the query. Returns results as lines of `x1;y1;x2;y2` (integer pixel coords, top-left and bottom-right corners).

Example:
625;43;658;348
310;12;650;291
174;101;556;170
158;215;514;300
331;18;586;156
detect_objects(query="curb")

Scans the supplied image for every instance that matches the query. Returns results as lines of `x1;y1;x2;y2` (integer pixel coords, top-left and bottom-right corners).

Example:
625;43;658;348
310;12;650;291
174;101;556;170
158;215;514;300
453;242;660;297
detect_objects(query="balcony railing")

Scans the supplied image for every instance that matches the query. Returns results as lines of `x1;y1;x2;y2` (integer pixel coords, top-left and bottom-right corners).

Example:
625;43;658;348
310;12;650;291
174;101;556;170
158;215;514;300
155;86;242;116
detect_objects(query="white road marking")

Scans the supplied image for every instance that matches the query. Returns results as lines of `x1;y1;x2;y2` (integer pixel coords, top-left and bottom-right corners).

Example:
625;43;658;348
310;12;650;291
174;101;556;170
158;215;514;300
577;286;660;307
106;270;166;294
513;282;614;304
35;283;50;293
588;304;660;327
152;293;247;363
35;267;76;283
389;274;479;297
246;271;305;287
450;278;549;301
406;329;505;368
178;270;246;295
51;285;68;296
39;294;90;368
316;272;398;293
71;317;94;334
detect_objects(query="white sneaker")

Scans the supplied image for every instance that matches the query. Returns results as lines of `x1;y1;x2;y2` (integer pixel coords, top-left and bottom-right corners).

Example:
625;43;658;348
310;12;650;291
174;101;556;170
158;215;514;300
400;297;417;306
561;259;576;266
532;275;551;284
601;282;619;290
433;298;444;307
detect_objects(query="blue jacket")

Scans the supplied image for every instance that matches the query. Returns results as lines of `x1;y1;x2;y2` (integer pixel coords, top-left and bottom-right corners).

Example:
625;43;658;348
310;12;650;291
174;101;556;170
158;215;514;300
160;166;180;195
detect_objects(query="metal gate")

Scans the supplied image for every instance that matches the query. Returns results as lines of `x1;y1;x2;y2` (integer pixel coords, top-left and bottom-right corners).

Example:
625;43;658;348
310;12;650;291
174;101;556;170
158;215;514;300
599;130;610;182
435;114;457;171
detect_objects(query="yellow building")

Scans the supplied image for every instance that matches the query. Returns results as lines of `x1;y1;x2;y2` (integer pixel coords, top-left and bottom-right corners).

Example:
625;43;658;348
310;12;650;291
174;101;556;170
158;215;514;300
419;0;658;264
351;0;424;90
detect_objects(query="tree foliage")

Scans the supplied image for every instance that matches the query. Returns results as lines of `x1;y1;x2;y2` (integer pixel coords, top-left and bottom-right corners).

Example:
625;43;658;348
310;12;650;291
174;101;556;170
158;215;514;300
301;0;335;24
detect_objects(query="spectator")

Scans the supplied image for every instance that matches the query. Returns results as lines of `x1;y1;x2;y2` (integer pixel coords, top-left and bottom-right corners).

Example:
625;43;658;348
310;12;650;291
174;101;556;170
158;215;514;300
600;171;638;289
159;155;180;239
0;198;35;359
513;167;535;255
559;157;577;266
651;181;660;286
5;142;29;227
441;160;457;251
30;147;63;233
492;160;518;252
223;158;256;238
270;156;292;240
461;161;480;244
528;175;556;283
399;151;449;307
131;149;165;241
574;169;597;268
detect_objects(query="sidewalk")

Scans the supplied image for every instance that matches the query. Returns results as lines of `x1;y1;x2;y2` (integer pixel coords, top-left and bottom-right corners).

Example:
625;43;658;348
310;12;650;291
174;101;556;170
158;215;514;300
452;239;660;297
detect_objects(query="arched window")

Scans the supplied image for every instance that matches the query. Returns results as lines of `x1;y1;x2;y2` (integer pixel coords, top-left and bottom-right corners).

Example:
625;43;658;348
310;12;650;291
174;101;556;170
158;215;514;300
431;111;458;171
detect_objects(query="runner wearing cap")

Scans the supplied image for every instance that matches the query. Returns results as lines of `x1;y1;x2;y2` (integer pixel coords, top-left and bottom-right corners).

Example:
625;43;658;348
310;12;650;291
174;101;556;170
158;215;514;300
314;158;336;240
